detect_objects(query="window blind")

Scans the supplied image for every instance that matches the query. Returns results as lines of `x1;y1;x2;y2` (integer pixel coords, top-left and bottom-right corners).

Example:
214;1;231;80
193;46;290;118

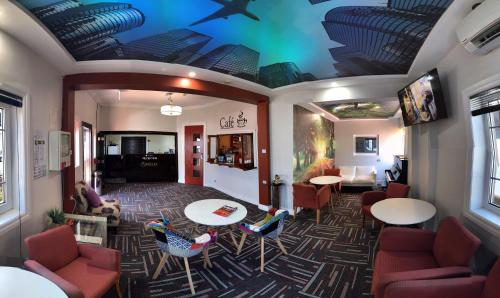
470;86;500;116
0;89;22;107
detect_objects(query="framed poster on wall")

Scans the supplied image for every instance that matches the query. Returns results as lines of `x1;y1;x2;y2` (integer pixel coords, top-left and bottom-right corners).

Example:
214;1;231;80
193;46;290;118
353;135;378;156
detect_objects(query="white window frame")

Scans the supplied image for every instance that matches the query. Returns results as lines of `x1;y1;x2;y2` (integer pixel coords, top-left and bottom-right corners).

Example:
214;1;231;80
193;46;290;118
0;83;29;230
462;74;500;238
0;103;15;214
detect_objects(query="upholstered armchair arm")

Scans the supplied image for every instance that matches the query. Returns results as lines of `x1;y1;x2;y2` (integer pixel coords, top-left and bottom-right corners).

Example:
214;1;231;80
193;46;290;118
78;243;121;273
379;227;435;252
384;276;486;298
374;267;472;298
24;260;84;298
361;191;387;206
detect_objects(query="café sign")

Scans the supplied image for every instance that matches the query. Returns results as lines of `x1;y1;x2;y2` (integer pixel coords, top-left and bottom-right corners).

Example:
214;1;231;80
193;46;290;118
220;111;248;129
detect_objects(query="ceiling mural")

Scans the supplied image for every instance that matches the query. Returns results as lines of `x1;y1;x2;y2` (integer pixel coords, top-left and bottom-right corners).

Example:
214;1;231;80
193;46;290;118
316;101;400;119
16;0;453;88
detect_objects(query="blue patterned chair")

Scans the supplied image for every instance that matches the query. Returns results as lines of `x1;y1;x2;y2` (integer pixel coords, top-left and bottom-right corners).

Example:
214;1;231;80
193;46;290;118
237;208;289;272
147;216;217;295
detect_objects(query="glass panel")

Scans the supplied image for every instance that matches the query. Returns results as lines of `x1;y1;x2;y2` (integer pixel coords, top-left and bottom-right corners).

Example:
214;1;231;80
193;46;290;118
193;145;201;154
193;170;200;177
491;179;500;207
242;134;252;164
193;133;201;142
193;158;199;166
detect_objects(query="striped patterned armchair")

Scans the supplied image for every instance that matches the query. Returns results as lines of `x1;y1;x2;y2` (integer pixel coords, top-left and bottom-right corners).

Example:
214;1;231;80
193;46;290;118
236;208;289;272
147;215;217;295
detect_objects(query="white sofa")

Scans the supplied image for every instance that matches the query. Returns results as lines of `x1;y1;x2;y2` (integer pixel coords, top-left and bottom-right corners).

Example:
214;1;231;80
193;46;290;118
338;166;377;187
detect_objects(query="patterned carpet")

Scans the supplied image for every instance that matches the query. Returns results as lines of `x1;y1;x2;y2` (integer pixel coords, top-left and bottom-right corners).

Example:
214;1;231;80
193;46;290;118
103;183;378;298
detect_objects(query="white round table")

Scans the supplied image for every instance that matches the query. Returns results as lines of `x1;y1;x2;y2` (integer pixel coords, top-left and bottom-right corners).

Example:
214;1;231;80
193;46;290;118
309;175;343;185
371;198;436;250
0;267;67;298
184;199;247;248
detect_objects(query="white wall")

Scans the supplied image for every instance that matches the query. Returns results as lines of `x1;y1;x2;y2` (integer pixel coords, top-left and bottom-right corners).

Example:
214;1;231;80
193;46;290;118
0;29;62;257
335;119;405;184
99;106;177;132
177;100;259;205
74;92;98;182
410;43;500;253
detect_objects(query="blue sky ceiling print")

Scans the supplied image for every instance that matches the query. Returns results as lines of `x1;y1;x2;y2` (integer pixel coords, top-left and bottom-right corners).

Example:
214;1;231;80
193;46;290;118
16;0;453;88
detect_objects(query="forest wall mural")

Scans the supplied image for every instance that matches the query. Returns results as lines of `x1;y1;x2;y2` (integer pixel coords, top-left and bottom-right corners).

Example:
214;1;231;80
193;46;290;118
293;105;335;182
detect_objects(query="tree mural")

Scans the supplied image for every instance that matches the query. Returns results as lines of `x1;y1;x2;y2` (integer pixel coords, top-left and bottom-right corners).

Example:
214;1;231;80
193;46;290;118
293;105;335;182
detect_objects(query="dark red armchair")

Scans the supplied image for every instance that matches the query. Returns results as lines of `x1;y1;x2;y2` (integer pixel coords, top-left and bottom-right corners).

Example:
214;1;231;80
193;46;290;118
361;182;410;226
24;225;122;298
384;259;500;298
371;216;481;298
293;183;331;224
324;168;342;198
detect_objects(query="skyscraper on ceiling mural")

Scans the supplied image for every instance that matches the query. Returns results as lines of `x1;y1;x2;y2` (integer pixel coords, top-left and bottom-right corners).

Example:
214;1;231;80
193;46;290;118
16;0;454;88
190;44;259;81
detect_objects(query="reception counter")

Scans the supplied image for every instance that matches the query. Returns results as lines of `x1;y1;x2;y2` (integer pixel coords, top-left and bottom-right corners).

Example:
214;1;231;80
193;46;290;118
103;153;177;182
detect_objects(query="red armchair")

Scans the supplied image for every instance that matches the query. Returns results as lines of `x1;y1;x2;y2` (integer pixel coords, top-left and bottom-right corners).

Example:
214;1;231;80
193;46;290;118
24;225;122;298
361;182;410;226
371;216;481;298
383;259;500;298
324;168;342;198
293;183;331;224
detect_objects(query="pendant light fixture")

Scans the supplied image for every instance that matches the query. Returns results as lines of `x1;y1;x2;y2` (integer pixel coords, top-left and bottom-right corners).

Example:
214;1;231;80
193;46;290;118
160;92;182;116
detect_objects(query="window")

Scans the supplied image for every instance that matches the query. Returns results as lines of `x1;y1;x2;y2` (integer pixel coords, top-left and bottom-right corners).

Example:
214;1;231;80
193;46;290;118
487;112;500;209
0;102;17;214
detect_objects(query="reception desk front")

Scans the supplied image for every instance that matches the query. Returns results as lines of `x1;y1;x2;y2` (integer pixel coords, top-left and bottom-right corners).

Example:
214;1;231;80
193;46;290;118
103;153;177;182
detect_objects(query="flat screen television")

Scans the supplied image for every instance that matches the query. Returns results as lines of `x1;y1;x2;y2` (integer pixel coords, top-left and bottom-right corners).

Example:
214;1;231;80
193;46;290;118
398;69;447;126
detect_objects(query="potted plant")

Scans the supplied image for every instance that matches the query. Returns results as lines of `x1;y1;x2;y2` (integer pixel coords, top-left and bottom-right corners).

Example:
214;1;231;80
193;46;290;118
47;208;65;229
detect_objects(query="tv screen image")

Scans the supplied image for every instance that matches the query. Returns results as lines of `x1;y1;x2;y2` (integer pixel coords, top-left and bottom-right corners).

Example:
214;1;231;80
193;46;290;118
398;69;447;126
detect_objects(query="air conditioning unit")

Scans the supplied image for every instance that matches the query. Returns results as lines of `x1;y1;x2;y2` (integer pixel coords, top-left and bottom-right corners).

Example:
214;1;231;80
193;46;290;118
456;0;500;55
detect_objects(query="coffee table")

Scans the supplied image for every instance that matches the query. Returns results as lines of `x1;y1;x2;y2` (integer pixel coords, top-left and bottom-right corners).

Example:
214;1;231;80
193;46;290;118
64;213;107;247
371;198;436;250
184;199;247;248
0;267;67;298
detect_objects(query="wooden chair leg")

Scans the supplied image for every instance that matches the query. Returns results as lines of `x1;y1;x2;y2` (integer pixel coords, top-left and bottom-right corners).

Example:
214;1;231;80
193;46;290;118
184;257;195;295
237;232;247;255
153;252;169;280
260;237;265;272
203;247;213;269
316;209;320;224
115;279;122;298
276;238;287;255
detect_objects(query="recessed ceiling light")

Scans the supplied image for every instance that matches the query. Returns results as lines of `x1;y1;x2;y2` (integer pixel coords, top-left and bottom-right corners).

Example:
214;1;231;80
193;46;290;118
331;82;339;87
180;78;190;87
188;71;196;78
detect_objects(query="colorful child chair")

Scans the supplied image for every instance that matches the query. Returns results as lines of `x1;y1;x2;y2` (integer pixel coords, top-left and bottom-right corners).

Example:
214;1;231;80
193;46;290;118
236;209;289;272
147;215;217;295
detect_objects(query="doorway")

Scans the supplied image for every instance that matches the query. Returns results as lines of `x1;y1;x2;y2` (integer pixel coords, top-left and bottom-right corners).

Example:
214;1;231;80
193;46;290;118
82;122;92;185
185;125;204;185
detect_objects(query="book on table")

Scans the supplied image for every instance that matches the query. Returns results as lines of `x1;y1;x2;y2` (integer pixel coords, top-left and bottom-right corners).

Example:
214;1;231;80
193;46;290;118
213;205;238;217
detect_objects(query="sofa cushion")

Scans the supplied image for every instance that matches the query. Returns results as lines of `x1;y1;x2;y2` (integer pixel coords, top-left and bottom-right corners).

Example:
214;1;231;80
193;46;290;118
74;182;89;213
91;197;121;226
356;166;375;176
353;175;375;184
339;166;355;177
56;257;118;298
372;250;439;295
341;175;354;183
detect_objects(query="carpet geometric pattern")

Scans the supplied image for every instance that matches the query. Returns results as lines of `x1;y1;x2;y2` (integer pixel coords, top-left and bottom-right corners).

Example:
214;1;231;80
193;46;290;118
103;183;378;298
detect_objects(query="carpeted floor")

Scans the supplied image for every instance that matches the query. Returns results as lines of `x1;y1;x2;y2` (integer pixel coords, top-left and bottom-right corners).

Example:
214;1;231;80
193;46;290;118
103;183;378;298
